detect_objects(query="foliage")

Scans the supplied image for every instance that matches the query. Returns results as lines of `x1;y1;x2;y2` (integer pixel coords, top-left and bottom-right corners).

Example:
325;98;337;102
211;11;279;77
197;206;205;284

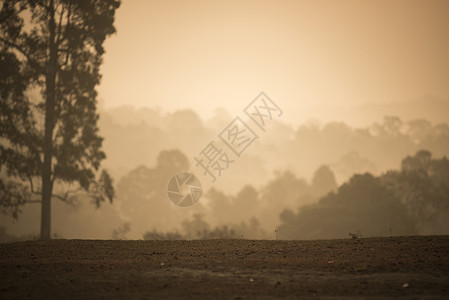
143;214;266;240
311;165;338;197
143;230;184;241
382;150;449;233
278;173;416;239
114;149;196;236
0;178;31;219
0;0;120;238
137;150;449;240
111;222;130;240
278;150;449;239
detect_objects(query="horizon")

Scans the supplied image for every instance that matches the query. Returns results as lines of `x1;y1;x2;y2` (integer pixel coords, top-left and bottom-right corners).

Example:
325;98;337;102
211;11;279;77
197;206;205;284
98;0;449;126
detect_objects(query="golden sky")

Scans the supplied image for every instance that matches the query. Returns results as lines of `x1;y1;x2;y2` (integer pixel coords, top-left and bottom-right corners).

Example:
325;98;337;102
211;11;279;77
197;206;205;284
98;0;449;125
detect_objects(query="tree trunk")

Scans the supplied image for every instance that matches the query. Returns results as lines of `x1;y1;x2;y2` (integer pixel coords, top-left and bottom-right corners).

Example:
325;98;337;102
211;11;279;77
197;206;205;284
40;0;57;240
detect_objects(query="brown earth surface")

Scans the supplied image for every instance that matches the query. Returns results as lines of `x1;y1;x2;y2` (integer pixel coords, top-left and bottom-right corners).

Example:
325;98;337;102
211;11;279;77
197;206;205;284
0;236;448;299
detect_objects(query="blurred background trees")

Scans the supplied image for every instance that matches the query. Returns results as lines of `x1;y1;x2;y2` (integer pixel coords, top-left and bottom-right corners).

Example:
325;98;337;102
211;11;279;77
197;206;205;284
2;102;449;241
138;148;448;241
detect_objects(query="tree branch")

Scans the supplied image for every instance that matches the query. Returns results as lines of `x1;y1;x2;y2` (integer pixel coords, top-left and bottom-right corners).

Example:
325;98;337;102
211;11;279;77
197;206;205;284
56;5;65;45
0;37;45;74
28;176;36;194
51;187;85;204
4;106;43;166
25;199;42;204
30;188;77;204
62;3;72;66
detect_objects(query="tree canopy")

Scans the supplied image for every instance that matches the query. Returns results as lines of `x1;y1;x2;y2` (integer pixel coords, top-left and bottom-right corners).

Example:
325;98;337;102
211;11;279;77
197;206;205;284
278;150;449;239
0;0;120;239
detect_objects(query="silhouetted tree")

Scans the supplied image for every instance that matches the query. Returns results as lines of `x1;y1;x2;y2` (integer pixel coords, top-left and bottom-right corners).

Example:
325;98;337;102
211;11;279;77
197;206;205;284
181;213;210;239
407;119;433;144
115;149;196;237
401;150;432;172
311;165;338;197
112;222;130;240
143;229;183;241
258;170;310;230
156;149;190;177
233;185;259;221
261;170;310;208
383;150;449;233
207;187;234;224
279;173;415;239
0;0;120;239
373;116;404;137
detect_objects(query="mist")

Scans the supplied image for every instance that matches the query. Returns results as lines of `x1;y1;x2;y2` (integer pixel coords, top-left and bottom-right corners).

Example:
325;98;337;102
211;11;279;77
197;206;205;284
2;102;448;241
3;2;449;299
1;0;449;242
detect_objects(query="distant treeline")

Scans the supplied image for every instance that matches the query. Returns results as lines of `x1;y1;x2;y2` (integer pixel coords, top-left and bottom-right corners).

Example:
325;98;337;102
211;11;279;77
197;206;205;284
278;150;449;239
100;108;449;189
2;108;449;240
139;150;449;240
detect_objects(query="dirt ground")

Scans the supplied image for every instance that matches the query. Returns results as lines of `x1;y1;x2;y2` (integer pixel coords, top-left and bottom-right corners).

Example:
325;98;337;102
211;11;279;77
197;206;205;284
0;236;448;299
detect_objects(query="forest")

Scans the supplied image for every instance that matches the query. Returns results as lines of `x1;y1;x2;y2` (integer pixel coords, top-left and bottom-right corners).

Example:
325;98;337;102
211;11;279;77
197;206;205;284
2;106;448;242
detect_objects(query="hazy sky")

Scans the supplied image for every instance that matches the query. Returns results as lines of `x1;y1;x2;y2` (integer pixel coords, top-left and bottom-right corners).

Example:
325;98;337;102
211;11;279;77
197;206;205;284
98;0;449;125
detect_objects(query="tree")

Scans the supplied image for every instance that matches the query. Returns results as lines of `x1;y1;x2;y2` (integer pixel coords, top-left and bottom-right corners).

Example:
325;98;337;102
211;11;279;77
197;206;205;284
207;187;234;224
311;165;338;197
401;150;432;173
406;119;433;144
233;185;259;221
257;170;310;231
0;0;120;239
181;213;210;239
372;116;404;137
278;173;416;239
115;149;193;238
383;150;449;233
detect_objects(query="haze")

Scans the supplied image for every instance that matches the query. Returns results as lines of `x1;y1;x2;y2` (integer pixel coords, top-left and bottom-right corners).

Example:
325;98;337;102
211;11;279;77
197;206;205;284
99;0;449;126
1;0;449;241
